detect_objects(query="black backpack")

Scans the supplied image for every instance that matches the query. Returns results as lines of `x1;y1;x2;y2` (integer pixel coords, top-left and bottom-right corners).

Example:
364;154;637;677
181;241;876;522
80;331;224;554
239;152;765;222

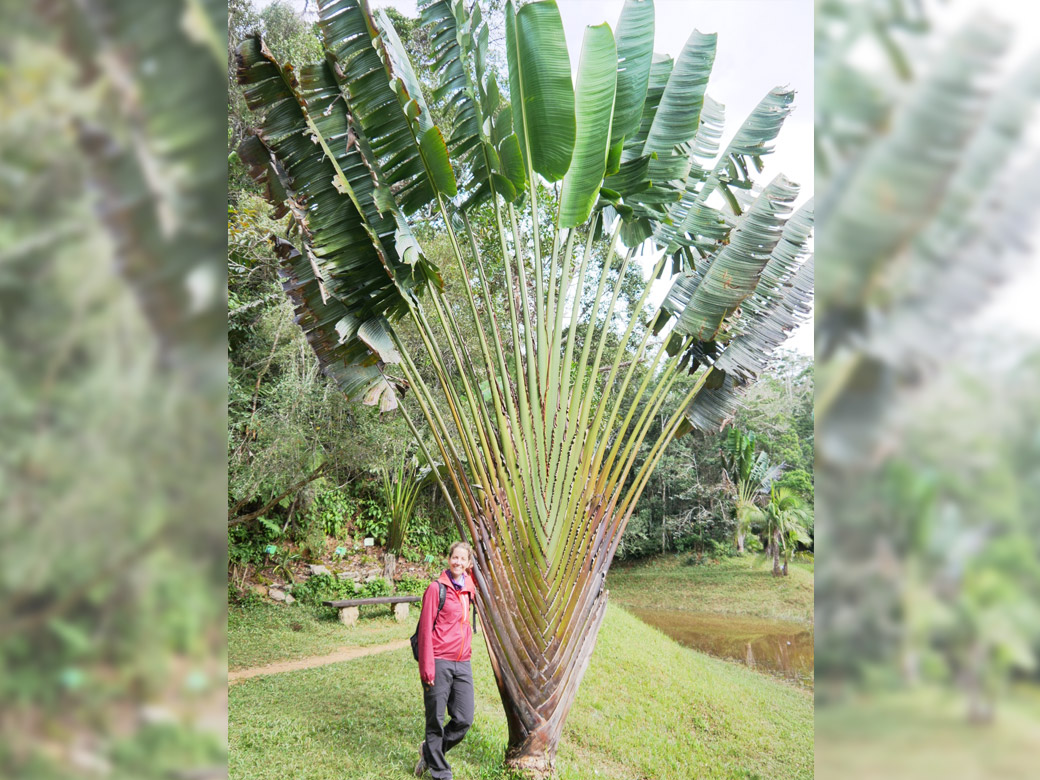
410;583;446;661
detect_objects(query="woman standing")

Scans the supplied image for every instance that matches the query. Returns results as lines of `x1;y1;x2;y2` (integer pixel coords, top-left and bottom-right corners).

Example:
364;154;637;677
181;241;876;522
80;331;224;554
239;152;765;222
414;541;477;779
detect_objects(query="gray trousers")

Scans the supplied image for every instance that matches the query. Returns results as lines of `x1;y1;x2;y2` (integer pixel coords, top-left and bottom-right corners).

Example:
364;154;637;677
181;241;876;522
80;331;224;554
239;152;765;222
421;659;474;780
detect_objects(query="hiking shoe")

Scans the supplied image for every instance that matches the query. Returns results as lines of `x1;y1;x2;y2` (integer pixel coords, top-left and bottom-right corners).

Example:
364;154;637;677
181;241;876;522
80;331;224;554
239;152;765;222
414;743;427;777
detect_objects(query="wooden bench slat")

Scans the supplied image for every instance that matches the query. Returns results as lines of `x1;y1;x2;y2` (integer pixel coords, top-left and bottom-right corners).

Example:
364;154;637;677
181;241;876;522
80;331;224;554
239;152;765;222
323;595;422;607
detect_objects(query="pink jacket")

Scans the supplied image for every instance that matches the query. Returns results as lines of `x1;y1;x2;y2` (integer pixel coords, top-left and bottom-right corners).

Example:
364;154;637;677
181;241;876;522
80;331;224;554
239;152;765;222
417;570;476;683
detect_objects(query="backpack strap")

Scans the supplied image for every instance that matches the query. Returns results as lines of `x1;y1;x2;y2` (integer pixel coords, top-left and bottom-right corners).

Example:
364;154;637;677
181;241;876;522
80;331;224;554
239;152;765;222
430;582;446;627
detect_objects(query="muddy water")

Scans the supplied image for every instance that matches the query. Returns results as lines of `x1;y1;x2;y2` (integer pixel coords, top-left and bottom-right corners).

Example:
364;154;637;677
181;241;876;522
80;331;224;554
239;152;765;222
628;607;814;688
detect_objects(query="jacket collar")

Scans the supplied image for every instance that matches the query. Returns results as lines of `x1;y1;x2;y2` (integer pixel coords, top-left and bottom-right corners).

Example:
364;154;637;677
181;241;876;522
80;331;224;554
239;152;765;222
437;569;476;595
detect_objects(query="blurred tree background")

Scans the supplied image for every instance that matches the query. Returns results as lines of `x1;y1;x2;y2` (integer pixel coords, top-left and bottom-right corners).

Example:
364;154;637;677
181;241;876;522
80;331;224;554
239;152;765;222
815;0;1040;776
1;0;227;777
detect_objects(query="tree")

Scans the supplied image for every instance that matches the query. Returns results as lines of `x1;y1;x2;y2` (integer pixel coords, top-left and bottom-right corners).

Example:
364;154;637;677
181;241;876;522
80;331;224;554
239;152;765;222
763;485;811;577
720;428;782;553
235;0;813;774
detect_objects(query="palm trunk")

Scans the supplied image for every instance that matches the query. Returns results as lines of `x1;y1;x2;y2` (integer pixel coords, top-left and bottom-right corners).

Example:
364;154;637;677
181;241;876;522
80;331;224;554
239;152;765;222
491;594;609;777
736;532;745;554
772;531;781;576
467;492;620;777
382;551;396;585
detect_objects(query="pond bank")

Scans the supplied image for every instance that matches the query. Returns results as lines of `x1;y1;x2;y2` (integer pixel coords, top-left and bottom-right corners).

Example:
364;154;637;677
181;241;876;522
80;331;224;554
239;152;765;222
607;554;814;622
608;554;814;686
630;607;813;687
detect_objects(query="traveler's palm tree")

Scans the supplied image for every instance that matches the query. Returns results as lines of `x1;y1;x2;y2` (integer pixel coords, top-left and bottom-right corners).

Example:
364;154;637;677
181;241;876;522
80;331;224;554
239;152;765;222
236;0;813;773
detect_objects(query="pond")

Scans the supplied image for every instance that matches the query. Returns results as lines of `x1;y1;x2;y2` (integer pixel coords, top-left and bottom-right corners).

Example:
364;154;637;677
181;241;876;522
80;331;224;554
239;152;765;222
628;607;814;688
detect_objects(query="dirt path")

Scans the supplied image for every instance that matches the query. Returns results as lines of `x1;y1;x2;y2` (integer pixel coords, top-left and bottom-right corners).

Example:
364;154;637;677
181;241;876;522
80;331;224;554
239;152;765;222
229;639;410;685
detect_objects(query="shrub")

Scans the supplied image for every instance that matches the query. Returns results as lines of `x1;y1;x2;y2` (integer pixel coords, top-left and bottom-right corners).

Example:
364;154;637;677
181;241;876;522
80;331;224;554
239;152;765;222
406;514;455;561
354;497;390;544
291;573;356;606
229;516;282;566
291;573;392;608
777;468;814;504
358;578;391;599
304;488;354;539
396;573;429;596
298;508;329;561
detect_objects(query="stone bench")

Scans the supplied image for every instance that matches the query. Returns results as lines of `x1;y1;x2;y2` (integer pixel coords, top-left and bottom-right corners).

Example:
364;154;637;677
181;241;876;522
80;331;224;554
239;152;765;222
323;595;421;626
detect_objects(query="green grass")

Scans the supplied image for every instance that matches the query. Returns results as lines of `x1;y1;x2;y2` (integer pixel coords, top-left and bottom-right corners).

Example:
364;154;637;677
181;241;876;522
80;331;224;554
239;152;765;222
815;687;1040;779
229;605;813;779
607;555;814;624
229;600;413;671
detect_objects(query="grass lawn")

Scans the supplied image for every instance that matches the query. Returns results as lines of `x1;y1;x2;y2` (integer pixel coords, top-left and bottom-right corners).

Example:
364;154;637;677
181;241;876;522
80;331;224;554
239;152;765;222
229;605;812;779
815;687;1040;779
607;555;814;624
229;600;413;671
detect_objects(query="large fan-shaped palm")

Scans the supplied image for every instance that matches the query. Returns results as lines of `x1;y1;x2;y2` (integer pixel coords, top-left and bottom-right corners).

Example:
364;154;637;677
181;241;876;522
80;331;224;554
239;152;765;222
236;0;812;773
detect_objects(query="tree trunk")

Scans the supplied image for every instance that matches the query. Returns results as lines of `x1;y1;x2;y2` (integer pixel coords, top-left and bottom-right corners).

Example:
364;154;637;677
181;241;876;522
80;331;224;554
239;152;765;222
661;477;667;554
782;558;788;576
772;531;781;576
489;591;609;778
470;503;614;779
962;639;995;725
736;532;745;554
382;551;396;585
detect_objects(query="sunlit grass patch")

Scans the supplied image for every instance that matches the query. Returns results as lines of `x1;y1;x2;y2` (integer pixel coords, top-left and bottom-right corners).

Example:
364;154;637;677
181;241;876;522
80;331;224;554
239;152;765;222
229;605;812;779
607;555;814;623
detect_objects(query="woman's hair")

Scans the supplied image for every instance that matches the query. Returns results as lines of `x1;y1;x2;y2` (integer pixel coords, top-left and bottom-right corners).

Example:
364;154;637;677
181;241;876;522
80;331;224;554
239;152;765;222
448;540;474;563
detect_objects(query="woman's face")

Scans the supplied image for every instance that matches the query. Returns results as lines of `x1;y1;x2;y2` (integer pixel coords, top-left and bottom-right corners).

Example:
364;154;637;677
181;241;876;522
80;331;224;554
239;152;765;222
449;547;471;578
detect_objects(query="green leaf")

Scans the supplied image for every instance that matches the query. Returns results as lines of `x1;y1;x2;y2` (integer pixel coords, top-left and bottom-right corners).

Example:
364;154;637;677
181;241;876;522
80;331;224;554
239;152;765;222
497;133;527;191
506;0;575;182
318;0;434;213
643;30;716;159
622;52;672;160
559;23;617;228
603;154;651;197
605;139;624;176
419;126;458;197
489;173;517;202
610;0;655;147
373;10;458;200
670;174;800;341
421;0;482;151
49;620;92;655
237;40;434;395
711;87;795;190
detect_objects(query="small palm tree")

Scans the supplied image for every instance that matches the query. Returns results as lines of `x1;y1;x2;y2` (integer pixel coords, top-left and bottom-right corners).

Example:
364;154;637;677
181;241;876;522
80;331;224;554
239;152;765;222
380;456;427;582
721;428;782;553
763;485;811;577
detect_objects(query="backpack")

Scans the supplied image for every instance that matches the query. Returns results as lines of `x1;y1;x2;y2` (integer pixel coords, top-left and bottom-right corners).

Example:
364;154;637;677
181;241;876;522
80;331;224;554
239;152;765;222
410;583;446;662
